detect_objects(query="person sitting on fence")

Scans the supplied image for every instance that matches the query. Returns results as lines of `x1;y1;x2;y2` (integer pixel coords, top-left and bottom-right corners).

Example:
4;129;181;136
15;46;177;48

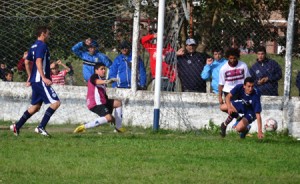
249;46;282;96
17;51;33;81
165;38;209;92
108;40;147;89
50;59;70;85
72;38;112;82
140;33;176;91
73;63;125;134
201;46;227;94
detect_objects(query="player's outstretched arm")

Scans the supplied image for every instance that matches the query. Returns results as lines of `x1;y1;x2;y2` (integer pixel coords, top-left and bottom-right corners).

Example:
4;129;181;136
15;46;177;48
256;113;264;139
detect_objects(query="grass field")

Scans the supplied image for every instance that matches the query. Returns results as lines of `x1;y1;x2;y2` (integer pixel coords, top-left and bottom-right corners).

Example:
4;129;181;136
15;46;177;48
1;120;300;184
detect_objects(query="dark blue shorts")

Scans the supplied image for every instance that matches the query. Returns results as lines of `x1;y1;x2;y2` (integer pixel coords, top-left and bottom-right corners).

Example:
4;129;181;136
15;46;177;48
31;82;60;105
232;100;256;123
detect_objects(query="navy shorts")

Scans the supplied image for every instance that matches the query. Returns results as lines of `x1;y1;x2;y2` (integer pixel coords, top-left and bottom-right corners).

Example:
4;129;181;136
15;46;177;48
232;100;256;123
31;82;60;105
90;99;114;117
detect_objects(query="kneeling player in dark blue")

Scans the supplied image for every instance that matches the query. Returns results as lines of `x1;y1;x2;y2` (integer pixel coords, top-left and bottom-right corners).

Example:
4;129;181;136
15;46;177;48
10;26;60;137
220;77;264;139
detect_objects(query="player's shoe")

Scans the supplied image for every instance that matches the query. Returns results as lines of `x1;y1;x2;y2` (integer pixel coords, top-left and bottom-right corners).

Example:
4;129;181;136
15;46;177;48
10;123;19;136
240;125;251;139
73;125;85;133
114;127;126;133
220;122;227;137
35;127;51;137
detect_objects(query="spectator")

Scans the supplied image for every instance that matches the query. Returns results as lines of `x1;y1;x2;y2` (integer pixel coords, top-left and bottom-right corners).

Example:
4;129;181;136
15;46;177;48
65;62;75;85
73;63;125;133
72;38;112;82
218;47;251;106
220;77;263;139
201;46;227;94
50;59;70;85
3;69;13;82
165;38;209;92
249;46;282;96
296;71;300;96
109;41;147;89
140;33;176;91
17;51;33;81
0;62;7;80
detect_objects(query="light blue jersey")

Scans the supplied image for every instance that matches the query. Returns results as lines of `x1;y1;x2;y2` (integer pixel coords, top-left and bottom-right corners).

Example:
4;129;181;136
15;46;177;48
201;58;227;94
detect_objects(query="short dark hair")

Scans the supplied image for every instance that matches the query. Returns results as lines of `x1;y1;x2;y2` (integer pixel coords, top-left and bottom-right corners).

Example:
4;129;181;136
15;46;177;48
225;48;240;58
255;46;266;53
94;63;106;71
36;26;50;37
211;46;223;53
244;77;255;85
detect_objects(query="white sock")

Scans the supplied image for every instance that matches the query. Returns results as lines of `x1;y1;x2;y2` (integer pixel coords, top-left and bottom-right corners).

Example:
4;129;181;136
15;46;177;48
84;117;108;129
114;107;122;129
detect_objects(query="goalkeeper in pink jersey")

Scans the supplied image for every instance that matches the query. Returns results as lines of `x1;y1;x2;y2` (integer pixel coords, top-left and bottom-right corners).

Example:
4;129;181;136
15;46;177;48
73;63;125;133
50;60;70;85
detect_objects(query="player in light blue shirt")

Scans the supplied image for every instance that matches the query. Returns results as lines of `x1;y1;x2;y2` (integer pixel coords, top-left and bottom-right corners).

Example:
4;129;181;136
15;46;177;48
201;47;227;94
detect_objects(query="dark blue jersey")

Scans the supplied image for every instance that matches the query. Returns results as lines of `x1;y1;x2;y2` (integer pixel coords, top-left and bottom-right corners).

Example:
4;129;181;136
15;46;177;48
230;84;262;113
27;40;50;83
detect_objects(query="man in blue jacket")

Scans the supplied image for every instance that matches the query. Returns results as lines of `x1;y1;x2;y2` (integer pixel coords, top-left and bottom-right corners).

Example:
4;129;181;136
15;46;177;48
108;41;147;89
201;46;227;94
72;38;112;82
250;46;282;96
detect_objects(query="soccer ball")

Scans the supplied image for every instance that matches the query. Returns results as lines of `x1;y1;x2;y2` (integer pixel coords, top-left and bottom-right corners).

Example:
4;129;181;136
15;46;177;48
264;118;278;131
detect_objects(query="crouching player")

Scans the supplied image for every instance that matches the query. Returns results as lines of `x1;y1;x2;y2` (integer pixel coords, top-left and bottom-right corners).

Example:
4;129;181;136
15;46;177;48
220;77;264;139
74;63;125;133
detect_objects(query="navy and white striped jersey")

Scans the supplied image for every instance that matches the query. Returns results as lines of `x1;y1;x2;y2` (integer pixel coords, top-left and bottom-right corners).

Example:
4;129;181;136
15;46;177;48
27;40;50;83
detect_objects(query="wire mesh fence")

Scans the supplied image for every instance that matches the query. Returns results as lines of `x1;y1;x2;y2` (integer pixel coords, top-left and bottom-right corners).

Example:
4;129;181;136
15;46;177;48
0;0;299;97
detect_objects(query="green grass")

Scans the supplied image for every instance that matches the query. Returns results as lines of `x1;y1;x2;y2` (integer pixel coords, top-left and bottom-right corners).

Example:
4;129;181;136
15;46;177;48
1;120;300;184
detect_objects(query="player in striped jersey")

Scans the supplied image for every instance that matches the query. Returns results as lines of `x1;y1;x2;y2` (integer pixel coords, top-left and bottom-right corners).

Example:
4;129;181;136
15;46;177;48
10;26;60;137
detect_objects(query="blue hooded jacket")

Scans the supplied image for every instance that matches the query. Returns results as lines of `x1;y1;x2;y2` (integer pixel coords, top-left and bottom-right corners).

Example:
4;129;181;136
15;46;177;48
72;41;112;81
108;52;146;88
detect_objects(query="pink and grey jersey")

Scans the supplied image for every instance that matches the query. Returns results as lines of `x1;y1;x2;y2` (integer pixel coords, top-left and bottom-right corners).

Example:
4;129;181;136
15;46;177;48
219;61;251;93
86;74;108;109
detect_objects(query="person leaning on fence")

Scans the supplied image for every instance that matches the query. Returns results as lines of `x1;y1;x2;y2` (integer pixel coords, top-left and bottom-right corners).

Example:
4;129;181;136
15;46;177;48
249;46;282;96
73;63;125;133
218;47;251;105
220;77;264;139
108;40;147;89
165;38;209;92
201;46;227;94
71;38;112;82
0;62;7;80
140;33;176;91
3;69;13;82
50;59;70;85
17;51;33;81
10;26;61;137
